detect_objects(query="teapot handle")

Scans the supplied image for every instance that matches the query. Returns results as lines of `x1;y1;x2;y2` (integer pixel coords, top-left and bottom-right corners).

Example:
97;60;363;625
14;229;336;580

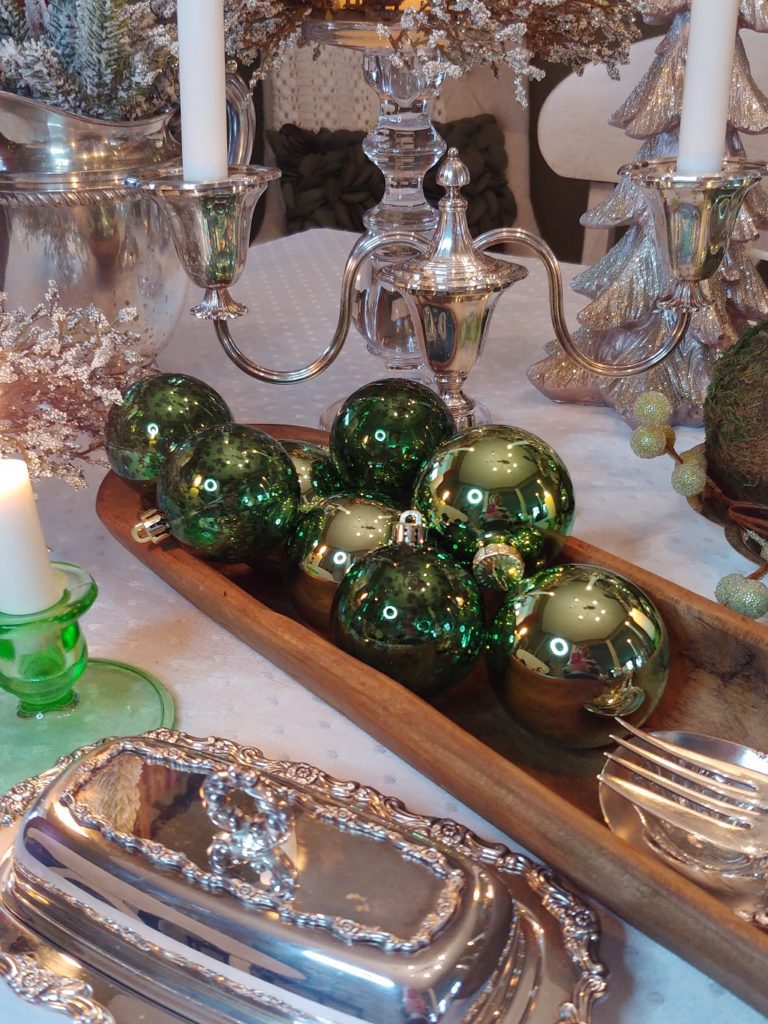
225;73;257;167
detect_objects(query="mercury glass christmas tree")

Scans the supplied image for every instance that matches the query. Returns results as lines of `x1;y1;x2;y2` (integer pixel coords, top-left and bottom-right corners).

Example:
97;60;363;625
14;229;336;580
529;0;768;426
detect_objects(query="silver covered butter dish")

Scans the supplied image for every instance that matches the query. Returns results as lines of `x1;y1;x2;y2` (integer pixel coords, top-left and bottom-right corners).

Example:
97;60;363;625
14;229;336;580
0;730;609;1023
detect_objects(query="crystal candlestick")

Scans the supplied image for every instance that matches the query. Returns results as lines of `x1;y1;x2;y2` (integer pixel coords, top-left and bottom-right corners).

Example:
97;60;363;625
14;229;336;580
353;48;447;371
303;18;447;395
0;562;173;791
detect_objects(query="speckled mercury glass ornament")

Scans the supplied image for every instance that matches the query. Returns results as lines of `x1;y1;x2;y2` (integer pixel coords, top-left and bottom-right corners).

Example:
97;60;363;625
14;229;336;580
331;511;484;696
157;424;300;562
105;373;232;483
289;494;400;630
413;424;575;590
487;563;669;748
277;439;344;507
330;379;455;506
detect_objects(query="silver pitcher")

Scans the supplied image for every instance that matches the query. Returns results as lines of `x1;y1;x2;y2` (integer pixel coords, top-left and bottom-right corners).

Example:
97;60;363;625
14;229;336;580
0;77;256;360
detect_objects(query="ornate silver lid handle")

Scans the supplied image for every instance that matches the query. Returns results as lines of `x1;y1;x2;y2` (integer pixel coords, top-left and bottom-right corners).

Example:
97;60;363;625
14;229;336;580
0;952;116;1024
202;767;297;898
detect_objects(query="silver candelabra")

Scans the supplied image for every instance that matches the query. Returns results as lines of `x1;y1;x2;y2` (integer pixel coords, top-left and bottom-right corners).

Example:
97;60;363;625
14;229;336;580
128;153;766;426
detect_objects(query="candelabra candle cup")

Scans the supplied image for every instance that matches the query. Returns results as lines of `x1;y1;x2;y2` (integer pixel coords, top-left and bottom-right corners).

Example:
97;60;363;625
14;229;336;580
625;158;767;311
126;165;280;320
131;163;428;386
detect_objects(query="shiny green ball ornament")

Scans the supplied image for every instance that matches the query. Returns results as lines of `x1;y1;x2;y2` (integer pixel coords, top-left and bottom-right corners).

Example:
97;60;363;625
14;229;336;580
289;494;400;630
331;511;484;696
330;379;455;506
105;373;231;483
487;563;669;748
413;424;575;590
277;439;344;507
157;424;300;562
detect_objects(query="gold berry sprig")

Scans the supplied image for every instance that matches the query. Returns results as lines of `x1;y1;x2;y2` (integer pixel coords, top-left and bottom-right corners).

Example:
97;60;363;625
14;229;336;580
629;391;768;620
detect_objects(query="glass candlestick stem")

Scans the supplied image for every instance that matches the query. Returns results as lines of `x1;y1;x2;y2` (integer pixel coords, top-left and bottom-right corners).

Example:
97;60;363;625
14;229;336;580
0;562;174;791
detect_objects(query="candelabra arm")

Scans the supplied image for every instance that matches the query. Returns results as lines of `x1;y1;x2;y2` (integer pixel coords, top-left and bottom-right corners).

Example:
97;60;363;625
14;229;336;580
474;227;691;378
212;231;429;384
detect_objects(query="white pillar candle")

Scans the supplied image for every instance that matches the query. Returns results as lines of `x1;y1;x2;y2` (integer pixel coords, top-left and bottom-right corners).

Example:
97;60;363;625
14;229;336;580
177;0;229;183
0;459;64;615
676;0;740;175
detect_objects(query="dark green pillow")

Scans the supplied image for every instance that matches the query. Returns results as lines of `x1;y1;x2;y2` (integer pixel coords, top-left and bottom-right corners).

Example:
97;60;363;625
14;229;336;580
266;113;517;236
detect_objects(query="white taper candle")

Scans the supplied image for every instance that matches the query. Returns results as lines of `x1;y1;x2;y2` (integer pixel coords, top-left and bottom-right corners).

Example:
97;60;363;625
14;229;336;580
0;460;64;615
177;0;229;183
677;0;740;175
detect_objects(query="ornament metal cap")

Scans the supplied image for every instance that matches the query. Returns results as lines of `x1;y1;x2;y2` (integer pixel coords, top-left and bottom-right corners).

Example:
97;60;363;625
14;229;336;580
131;508;171;545
472;541;525;590
392;510;427;546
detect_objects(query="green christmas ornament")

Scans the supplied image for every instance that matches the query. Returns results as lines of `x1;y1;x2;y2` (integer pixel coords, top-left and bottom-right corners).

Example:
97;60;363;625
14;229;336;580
413;424;575;590
487;563;669;748
330;379;455;506
105;373;231;483
155;424;300;562
277;439;344;507
289;494;400;630
331;511;484;696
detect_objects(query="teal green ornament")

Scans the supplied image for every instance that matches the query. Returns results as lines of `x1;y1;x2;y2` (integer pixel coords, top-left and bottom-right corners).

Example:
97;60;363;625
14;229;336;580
105;373;231;483
157;424;300;562
330;379;455;506
331;511;484;696
487;563;669;748
289;494;400;630
277;439;344;507
413;424;575;590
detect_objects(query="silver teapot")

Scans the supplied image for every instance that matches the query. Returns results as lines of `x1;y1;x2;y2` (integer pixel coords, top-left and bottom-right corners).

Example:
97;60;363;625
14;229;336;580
0;77;255;360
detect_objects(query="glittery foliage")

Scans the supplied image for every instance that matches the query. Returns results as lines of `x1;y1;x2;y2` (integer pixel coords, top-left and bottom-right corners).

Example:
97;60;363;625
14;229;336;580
528;0;768;426
233;0;639;94
0;1;640;118
0;284;152;487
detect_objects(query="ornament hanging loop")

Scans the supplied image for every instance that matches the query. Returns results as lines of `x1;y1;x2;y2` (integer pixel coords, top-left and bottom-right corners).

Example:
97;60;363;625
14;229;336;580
132;508;171;545
392;510;426;546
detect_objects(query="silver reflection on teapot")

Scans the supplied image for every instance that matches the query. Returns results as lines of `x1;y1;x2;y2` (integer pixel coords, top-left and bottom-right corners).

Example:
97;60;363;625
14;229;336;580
0;77;255;362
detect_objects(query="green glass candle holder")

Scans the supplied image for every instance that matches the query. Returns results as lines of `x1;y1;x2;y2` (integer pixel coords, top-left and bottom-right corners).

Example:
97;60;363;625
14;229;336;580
0;562;174;791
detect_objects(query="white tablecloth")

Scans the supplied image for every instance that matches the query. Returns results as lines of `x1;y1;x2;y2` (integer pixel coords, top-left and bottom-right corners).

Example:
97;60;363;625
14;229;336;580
3;229;764;1024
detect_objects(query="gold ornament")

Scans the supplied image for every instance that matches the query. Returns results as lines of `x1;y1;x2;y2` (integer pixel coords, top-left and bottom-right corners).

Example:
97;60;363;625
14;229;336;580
289;494;400;631
487;563;669;748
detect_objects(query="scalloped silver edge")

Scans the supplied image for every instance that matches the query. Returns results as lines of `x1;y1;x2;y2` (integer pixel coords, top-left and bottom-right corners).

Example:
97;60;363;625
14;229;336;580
0;951;116;1024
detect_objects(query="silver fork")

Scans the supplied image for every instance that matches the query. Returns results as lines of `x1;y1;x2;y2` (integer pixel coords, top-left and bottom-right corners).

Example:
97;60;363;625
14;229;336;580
598;719;768;856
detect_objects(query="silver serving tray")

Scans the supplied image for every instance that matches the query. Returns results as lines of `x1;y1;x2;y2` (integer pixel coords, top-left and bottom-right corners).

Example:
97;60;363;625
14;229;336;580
0;730;608;1024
